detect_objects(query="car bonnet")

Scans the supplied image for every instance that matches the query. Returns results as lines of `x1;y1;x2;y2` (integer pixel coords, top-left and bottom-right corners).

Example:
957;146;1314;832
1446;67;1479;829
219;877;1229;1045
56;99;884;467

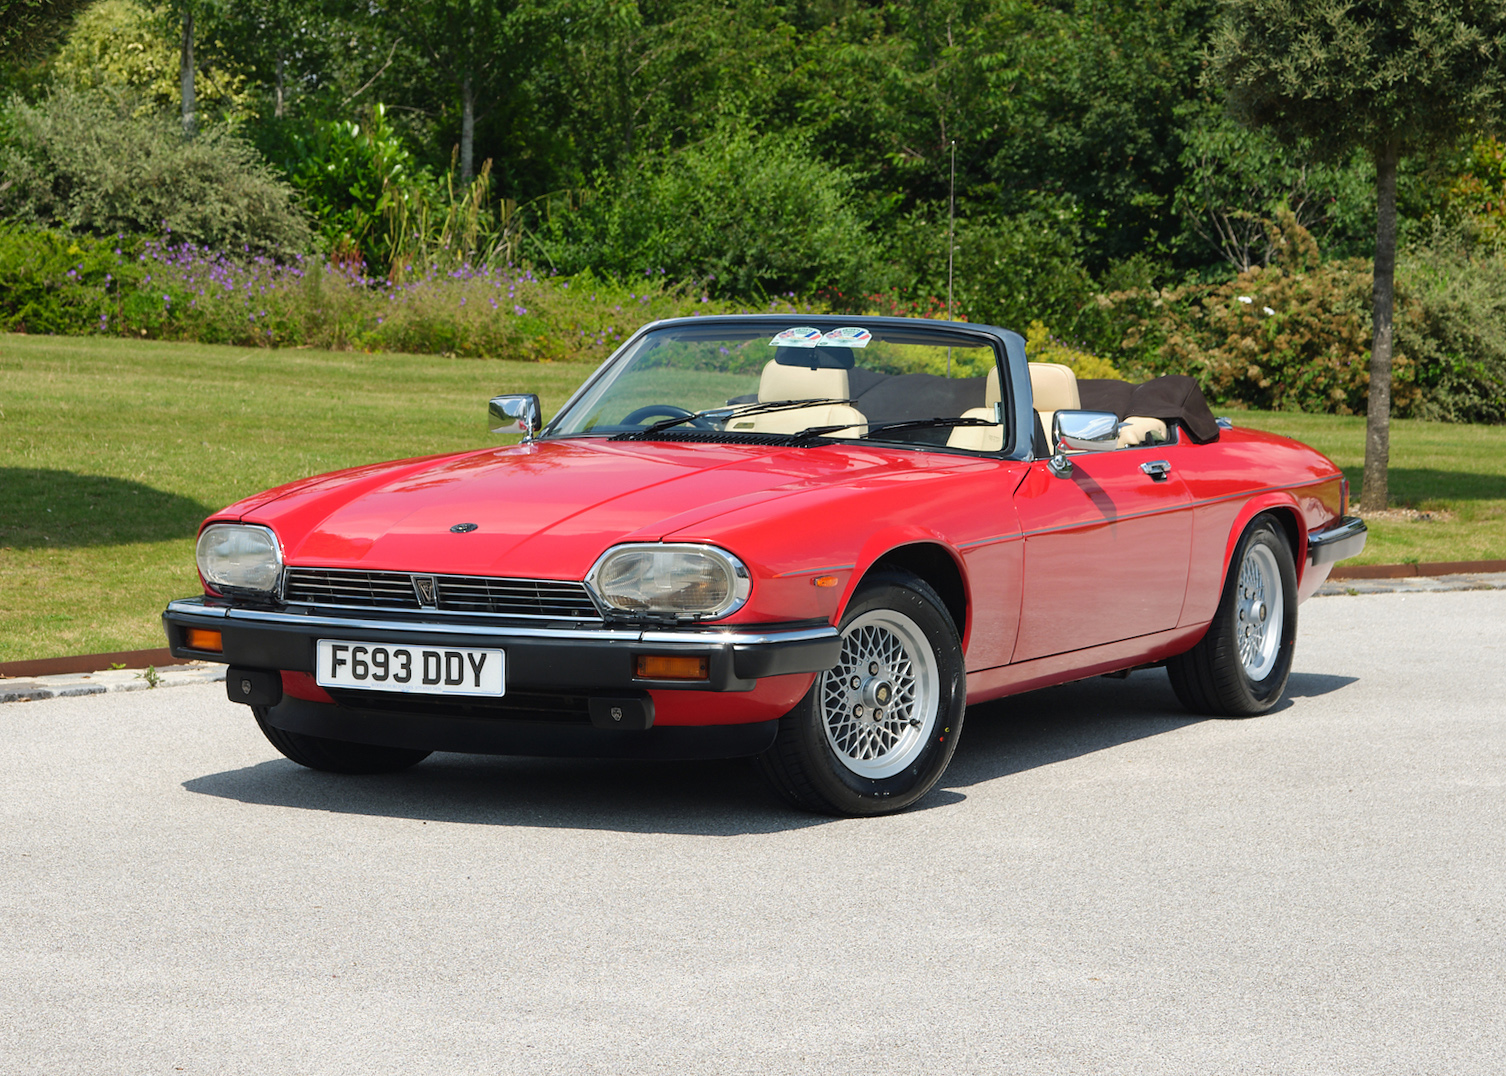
238;438;960;579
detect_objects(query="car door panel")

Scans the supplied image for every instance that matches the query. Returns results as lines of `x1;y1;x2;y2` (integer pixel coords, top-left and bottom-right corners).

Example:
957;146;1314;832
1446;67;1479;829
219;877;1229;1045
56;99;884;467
1011;446;1195;662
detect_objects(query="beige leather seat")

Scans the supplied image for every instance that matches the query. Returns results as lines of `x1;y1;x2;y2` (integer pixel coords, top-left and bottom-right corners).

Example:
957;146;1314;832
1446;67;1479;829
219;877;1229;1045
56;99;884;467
1028;362;1168;449
1030;362;1080;449
1116;415;1168;448
946;366;1004;451
727;359;866;437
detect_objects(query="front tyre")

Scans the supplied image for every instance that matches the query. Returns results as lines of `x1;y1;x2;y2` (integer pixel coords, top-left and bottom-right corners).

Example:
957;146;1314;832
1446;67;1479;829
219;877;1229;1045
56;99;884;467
758;570;966;816
1167;514;1298;717
253;706;432;774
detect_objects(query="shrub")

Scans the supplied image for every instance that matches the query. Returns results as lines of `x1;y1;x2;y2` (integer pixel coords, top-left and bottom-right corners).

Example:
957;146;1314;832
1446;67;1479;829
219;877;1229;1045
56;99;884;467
263;105;423;267
0;87;311;254
866;197;1116;350
542;126;873;299
1396;227;1506;424
1024;321;1125;380
1099;213;1422;414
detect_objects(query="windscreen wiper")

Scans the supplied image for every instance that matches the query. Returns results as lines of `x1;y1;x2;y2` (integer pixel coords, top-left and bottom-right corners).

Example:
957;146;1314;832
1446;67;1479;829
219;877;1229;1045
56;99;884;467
789;416;998;445
634;398;857;435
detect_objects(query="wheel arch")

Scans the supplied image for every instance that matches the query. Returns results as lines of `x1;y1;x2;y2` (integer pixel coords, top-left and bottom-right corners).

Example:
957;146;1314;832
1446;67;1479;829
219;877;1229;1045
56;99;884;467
1220;494;1306;593
849;542;968;646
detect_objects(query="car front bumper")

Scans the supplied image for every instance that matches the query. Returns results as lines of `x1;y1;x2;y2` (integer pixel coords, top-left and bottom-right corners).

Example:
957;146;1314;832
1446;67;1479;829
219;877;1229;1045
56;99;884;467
162;597;841;695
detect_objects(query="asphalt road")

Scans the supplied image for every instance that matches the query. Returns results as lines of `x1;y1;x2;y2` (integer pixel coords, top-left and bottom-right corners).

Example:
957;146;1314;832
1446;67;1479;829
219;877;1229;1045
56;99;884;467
4;590;1504;1075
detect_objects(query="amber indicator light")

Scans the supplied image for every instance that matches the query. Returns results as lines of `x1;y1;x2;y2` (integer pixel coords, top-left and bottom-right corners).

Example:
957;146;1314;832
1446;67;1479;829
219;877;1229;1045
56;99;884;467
185;627;223;652
813;575;839;588
636;654;709;681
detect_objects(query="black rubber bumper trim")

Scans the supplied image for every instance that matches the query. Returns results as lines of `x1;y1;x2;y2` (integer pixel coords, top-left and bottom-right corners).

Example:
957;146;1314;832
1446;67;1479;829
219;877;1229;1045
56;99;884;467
162;602;839;693
1308;515;1368;565
262;694;779;760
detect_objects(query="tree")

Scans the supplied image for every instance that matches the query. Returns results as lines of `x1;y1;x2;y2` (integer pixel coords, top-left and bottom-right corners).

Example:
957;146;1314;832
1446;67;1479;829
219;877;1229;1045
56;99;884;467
47;0;252;120
216;0;330;119
157;0;216;137
389;0;519;183
0;0;91;62
1210;0;1506;511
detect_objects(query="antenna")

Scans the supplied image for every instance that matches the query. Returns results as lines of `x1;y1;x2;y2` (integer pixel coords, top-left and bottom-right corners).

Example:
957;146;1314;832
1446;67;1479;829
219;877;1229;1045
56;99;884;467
947;139;956;374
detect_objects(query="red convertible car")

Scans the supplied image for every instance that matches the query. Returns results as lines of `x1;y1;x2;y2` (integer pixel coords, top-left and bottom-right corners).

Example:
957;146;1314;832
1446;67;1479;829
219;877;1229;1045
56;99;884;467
164;315;1366;815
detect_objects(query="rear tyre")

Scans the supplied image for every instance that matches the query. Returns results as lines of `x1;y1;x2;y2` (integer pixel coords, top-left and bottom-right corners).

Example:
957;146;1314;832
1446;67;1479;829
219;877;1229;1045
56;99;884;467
1167;514;1297;717
757;570;965;816
252;706;432;774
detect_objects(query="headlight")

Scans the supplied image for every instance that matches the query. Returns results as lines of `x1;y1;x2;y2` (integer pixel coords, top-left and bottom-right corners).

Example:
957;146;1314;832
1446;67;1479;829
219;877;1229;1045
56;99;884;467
196;523;283;595
586;544;750;619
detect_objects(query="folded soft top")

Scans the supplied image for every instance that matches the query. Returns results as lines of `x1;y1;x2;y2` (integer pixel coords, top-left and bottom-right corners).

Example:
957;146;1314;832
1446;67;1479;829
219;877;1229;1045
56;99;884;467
1077;375;1220;444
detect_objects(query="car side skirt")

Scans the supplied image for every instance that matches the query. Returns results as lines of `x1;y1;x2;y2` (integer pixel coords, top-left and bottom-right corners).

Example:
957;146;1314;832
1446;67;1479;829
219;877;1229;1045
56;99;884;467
964;622;1210;704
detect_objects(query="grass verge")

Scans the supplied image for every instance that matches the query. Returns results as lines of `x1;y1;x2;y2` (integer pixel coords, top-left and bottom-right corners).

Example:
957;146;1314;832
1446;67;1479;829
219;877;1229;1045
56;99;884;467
1235;408;1506;566
3;334;1502;662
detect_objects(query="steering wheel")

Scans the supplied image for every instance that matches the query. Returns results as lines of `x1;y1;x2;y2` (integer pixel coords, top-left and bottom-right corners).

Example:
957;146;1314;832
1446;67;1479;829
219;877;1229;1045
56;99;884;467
620;404;717;430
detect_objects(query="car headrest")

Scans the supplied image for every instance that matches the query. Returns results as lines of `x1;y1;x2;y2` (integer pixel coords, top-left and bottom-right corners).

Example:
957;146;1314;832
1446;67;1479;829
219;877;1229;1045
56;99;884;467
985;365;1001;407
759;359;850;403
773;346;856;370
1029;362;1080;412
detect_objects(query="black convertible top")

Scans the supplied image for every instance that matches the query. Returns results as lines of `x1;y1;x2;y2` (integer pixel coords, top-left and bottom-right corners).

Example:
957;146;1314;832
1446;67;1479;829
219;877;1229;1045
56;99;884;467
1077;375;1220;445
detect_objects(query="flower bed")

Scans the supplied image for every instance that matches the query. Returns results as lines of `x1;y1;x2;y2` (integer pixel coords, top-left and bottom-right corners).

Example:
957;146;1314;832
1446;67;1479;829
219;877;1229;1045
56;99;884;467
0;227;820;361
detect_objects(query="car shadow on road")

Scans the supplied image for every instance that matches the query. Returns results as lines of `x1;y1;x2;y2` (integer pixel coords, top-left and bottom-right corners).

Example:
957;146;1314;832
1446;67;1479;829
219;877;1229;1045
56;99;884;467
943;667;1358;790
182;668;1359;835
943;669;1200;790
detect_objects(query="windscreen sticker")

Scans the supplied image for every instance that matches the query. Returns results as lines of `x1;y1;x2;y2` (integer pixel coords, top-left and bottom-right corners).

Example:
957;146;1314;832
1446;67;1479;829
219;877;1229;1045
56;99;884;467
770;326;823;348
818;326;872;348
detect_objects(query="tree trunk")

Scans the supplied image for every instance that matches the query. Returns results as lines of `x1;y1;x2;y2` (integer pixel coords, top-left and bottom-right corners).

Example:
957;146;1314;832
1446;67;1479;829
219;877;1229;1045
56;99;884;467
1361;139;1399;512
460;73;475;185
275;52;286;119
180;9;196;139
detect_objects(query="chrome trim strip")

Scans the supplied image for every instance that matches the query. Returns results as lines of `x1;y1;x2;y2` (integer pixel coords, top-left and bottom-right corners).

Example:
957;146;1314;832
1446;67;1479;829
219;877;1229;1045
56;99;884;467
228;606;639;641
168;599;229;618
957;534;1019;549
166;598;839;647
640;626;840;647
1307;515;1367;546
270;600;598;623
773;563;856;578
1014;478;1322;540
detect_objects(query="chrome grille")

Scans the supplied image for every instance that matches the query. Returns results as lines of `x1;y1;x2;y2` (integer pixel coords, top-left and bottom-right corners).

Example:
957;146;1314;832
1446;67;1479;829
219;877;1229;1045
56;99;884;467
284;569;420;609
436;576;597;618
284;567;598;620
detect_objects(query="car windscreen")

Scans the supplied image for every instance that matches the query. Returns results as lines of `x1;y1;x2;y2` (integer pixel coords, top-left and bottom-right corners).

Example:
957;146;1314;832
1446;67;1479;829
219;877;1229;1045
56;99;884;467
548;323;1006;451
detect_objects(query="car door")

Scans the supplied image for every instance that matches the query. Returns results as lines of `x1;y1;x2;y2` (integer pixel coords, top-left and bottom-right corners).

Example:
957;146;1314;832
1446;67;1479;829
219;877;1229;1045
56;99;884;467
1010;441;1195;662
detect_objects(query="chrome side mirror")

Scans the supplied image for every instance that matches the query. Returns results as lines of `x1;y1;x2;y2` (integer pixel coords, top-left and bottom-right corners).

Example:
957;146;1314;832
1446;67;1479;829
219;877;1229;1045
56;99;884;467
1047;410;1120;478
489;394;542;442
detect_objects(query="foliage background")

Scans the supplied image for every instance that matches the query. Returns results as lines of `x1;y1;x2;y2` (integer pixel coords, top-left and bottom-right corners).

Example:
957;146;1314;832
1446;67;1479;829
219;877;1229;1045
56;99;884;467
0;0;1503;421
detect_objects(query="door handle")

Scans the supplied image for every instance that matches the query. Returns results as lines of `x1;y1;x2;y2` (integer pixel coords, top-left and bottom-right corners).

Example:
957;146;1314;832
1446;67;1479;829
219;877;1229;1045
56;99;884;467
1140;460;1171;481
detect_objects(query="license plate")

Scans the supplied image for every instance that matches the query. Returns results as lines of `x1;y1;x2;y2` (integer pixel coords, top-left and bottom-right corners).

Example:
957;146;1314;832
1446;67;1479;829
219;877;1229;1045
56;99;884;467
315;639;505;697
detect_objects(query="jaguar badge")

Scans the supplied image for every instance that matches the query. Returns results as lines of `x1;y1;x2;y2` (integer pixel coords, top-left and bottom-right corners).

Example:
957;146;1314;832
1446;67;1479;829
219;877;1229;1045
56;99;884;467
450;522;479;533
412;574;438;607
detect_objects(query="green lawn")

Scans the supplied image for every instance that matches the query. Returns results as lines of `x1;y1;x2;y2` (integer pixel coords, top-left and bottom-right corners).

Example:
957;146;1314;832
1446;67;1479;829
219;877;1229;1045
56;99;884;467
2;333;1503;663
0;334;595;662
